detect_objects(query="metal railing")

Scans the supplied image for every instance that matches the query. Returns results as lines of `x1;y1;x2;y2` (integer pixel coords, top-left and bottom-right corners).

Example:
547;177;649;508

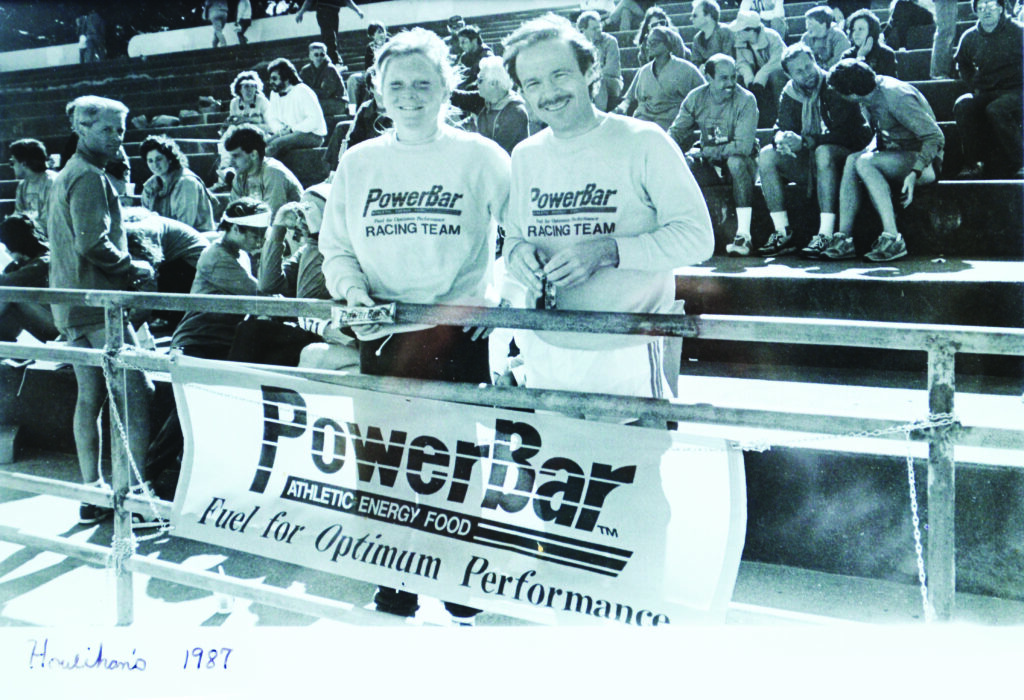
1;285;1023;625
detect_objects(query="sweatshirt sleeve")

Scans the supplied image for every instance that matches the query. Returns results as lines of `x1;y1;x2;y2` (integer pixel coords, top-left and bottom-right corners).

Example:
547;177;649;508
614;129;715;270
68;170;131;276
169;173;208;231
894;91;945;171
198;246;259;296
318;161;369;300
257;230;292;295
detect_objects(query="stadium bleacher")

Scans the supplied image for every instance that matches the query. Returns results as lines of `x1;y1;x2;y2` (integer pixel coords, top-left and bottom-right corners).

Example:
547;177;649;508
1;1;1023;603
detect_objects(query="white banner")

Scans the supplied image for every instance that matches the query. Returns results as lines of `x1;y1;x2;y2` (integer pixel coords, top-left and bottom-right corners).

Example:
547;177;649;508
170;357;746;625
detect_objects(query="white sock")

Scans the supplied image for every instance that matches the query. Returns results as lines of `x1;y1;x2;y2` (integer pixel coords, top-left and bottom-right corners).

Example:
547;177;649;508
737;207;753;238
818;213;836;236
769;211;789;233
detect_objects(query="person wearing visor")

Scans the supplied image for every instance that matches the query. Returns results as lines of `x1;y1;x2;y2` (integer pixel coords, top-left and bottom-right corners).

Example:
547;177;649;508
144;198;272;500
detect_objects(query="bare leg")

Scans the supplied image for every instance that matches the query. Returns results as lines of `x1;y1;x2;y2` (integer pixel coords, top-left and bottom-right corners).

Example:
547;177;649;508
837;150;865;234
72;364;105;484
814;144;849;214
852;150;918;233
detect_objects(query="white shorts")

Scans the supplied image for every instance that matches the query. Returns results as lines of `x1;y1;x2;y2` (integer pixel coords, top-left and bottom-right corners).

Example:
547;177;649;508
514;331;667;398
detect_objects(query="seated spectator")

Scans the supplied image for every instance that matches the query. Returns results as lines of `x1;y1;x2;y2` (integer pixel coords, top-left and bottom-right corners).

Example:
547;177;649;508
347;23;389;108
123;205;210;328
801;5;852;69
577;11;624;111
634;6;691;64
841;9;898;77
690;0;737;67
823;59;944;261
139;135;215;232
265;57;328;159
144;198;271;500
299;41;348;117
8;139;57;241
756;44;873;258
668;54;759;255
473;56;536;155
953;0;1024;177
883;0;936;49
444;15;466;60
607;0;656;32
731;10;788;127
324;69;390;171
225;71;271;130
740;0;789;38
0;215;57;343
617;26;705;130
225;125;303;219
456;25;494;90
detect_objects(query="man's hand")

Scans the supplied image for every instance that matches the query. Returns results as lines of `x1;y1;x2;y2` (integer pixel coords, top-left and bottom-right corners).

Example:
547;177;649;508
128;260;156;290
542;238;618;289
900;171;918;207
295;10;305;23
343;286;383;339
506;242;547;297
775;130;802;157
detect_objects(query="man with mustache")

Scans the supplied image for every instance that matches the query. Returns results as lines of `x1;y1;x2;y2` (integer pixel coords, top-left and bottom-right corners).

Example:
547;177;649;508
501;14;713;413
668;54;759;257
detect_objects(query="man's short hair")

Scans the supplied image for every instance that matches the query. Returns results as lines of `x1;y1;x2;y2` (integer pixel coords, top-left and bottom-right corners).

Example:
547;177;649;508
447;15;464;29
375;27;462;93
368;22;386;37
309;41;328;54
9;139;48;173
827;58;878;96
694;0;721;23
0;214;46;257
456;25;482;44
139;135;188;172
223;124;267;159
576;10;602;30
268;57;301;85
230;70;264;98
68;95;128;130
805;5;836;25
704;52;735;78
844;9;883;41
781;42;817;73
503;13;597;89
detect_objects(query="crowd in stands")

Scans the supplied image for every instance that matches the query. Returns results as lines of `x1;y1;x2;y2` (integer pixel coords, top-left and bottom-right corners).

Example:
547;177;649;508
0;0;1022;621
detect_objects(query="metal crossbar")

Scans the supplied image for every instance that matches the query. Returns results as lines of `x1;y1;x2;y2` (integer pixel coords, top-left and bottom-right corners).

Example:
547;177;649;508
1;285;1022;625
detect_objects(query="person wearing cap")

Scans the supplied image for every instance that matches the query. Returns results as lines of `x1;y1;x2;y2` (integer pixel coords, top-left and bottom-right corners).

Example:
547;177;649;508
739;0;789;38
144;197;273;499
731;9;787;127
0;214;58;343
444;15;466;60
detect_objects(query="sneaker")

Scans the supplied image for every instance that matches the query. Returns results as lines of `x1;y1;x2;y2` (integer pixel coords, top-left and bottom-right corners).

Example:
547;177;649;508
374;587;419;617
756;228;797;256
864;232;907;262
725;234;751;256
79;503;113;525
821;234;856;260
800;233;833;259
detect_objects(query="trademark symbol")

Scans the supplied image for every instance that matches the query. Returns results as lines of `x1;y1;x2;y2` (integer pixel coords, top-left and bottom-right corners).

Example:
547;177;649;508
597;525;618;537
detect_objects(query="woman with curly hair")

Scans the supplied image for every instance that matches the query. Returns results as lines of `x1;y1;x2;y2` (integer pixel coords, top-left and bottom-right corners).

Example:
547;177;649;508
840;8;897;77
634;6;691;64
139;135;215;232
225;70;270;129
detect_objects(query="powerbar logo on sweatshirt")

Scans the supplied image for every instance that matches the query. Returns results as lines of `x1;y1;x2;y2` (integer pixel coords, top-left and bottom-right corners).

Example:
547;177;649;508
362;185;464;217
530;184;618;216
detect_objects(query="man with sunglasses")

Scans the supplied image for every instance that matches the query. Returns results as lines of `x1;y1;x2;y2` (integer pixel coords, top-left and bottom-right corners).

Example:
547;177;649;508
300;41;348;118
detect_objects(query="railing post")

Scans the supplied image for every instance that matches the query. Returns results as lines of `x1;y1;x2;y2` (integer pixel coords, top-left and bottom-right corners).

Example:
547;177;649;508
105;304;134;626
926;340;958;621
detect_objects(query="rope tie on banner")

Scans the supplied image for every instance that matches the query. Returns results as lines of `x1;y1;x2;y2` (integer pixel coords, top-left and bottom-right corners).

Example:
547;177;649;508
101;350;171;544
